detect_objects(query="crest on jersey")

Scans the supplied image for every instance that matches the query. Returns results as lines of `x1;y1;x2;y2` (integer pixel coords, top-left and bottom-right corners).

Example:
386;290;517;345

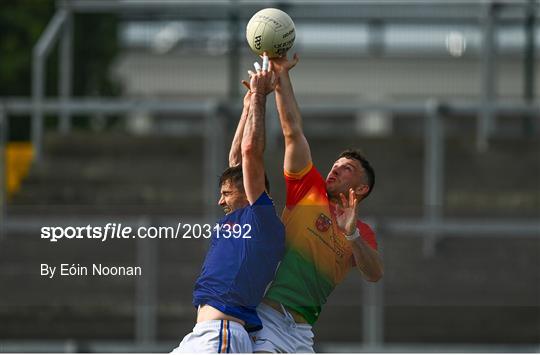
315;213;332;232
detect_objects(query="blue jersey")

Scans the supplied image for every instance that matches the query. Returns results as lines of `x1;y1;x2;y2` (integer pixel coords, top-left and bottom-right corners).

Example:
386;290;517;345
193;192;285;332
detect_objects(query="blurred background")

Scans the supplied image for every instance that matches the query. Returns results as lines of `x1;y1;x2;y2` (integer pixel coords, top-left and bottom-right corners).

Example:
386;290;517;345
0;0;539;352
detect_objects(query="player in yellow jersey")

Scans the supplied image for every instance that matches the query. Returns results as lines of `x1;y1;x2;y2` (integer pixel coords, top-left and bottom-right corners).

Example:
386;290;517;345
251;53;384;353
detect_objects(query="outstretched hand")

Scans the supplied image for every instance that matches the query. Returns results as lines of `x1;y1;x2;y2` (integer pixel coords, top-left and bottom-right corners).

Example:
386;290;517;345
241;52;278;96
335;188;359;236
269;52;299;76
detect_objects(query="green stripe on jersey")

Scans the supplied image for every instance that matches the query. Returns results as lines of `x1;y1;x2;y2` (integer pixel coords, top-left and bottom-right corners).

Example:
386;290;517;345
265;249;335;325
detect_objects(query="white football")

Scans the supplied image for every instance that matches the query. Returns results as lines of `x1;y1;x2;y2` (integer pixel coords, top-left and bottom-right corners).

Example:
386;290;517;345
246;8;295;58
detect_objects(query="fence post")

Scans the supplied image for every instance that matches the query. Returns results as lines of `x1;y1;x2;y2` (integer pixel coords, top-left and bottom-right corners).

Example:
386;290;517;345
32;9;67;162
423;99;444;257
59;1;73;134
362;268;384;349
0;103;6;240
135;216;157;343
203;102;225;223
477;1;498;152
523;0;537;136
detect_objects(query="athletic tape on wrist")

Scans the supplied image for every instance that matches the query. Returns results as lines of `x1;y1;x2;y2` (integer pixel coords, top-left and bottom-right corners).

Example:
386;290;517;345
345;228;360;241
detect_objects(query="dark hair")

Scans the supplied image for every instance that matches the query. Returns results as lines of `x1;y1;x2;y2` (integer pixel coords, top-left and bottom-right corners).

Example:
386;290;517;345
338;149;375;199
219;165;270;193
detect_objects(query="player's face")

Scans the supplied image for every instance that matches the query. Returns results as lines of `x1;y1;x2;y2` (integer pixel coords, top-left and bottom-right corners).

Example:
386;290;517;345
326;157;368;199
218;180;249;215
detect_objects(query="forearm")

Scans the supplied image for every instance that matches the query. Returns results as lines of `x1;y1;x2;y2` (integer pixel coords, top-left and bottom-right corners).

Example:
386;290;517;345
241;93;266;157
229;103;249;167
350;237;384;282
275;72;303;138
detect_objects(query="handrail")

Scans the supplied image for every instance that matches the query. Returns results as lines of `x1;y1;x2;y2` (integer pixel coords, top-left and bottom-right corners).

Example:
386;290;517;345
32;9;68;162
0;103;6;240
3;97;539;115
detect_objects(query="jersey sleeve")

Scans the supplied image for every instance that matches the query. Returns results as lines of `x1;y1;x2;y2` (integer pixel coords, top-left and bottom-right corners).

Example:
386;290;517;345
284;163;326;209
248;192;285;243
351;221;378;267
358;221;377;250
250;191;276;211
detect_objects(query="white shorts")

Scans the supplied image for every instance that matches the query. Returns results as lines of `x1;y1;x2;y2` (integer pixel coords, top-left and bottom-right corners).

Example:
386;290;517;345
172;319;253;353
251;303;314;353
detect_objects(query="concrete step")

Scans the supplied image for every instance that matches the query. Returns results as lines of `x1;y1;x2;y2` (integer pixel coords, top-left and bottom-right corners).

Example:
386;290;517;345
43;133;204;159
14;182;194;205
24;159;200;184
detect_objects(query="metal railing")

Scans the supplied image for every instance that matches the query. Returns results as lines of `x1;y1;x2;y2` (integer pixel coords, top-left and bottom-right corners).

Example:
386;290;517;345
0;103;6;241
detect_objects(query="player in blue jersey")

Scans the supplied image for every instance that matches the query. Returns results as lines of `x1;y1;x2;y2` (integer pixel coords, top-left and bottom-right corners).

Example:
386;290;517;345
172;54;285;353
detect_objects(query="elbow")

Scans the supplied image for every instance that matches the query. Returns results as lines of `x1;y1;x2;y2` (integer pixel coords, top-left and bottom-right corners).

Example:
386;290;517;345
366;273;383;283
365;268;384;283
283;128;303;142
229;156;240;167
241;143;262;158
228;148;241;167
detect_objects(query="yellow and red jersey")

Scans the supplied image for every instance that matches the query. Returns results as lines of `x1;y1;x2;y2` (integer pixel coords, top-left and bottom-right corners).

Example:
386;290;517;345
265;163;377;324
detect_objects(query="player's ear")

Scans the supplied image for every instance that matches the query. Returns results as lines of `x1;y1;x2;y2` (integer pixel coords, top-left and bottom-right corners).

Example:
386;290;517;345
355;185;369;199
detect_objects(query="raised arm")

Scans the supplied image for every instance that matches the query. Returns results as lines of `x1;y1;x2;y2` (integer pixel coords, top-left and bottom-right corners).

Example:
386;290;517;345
241;59;276;204
229;91;251;167
271;54;312;174
336;189;384;282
